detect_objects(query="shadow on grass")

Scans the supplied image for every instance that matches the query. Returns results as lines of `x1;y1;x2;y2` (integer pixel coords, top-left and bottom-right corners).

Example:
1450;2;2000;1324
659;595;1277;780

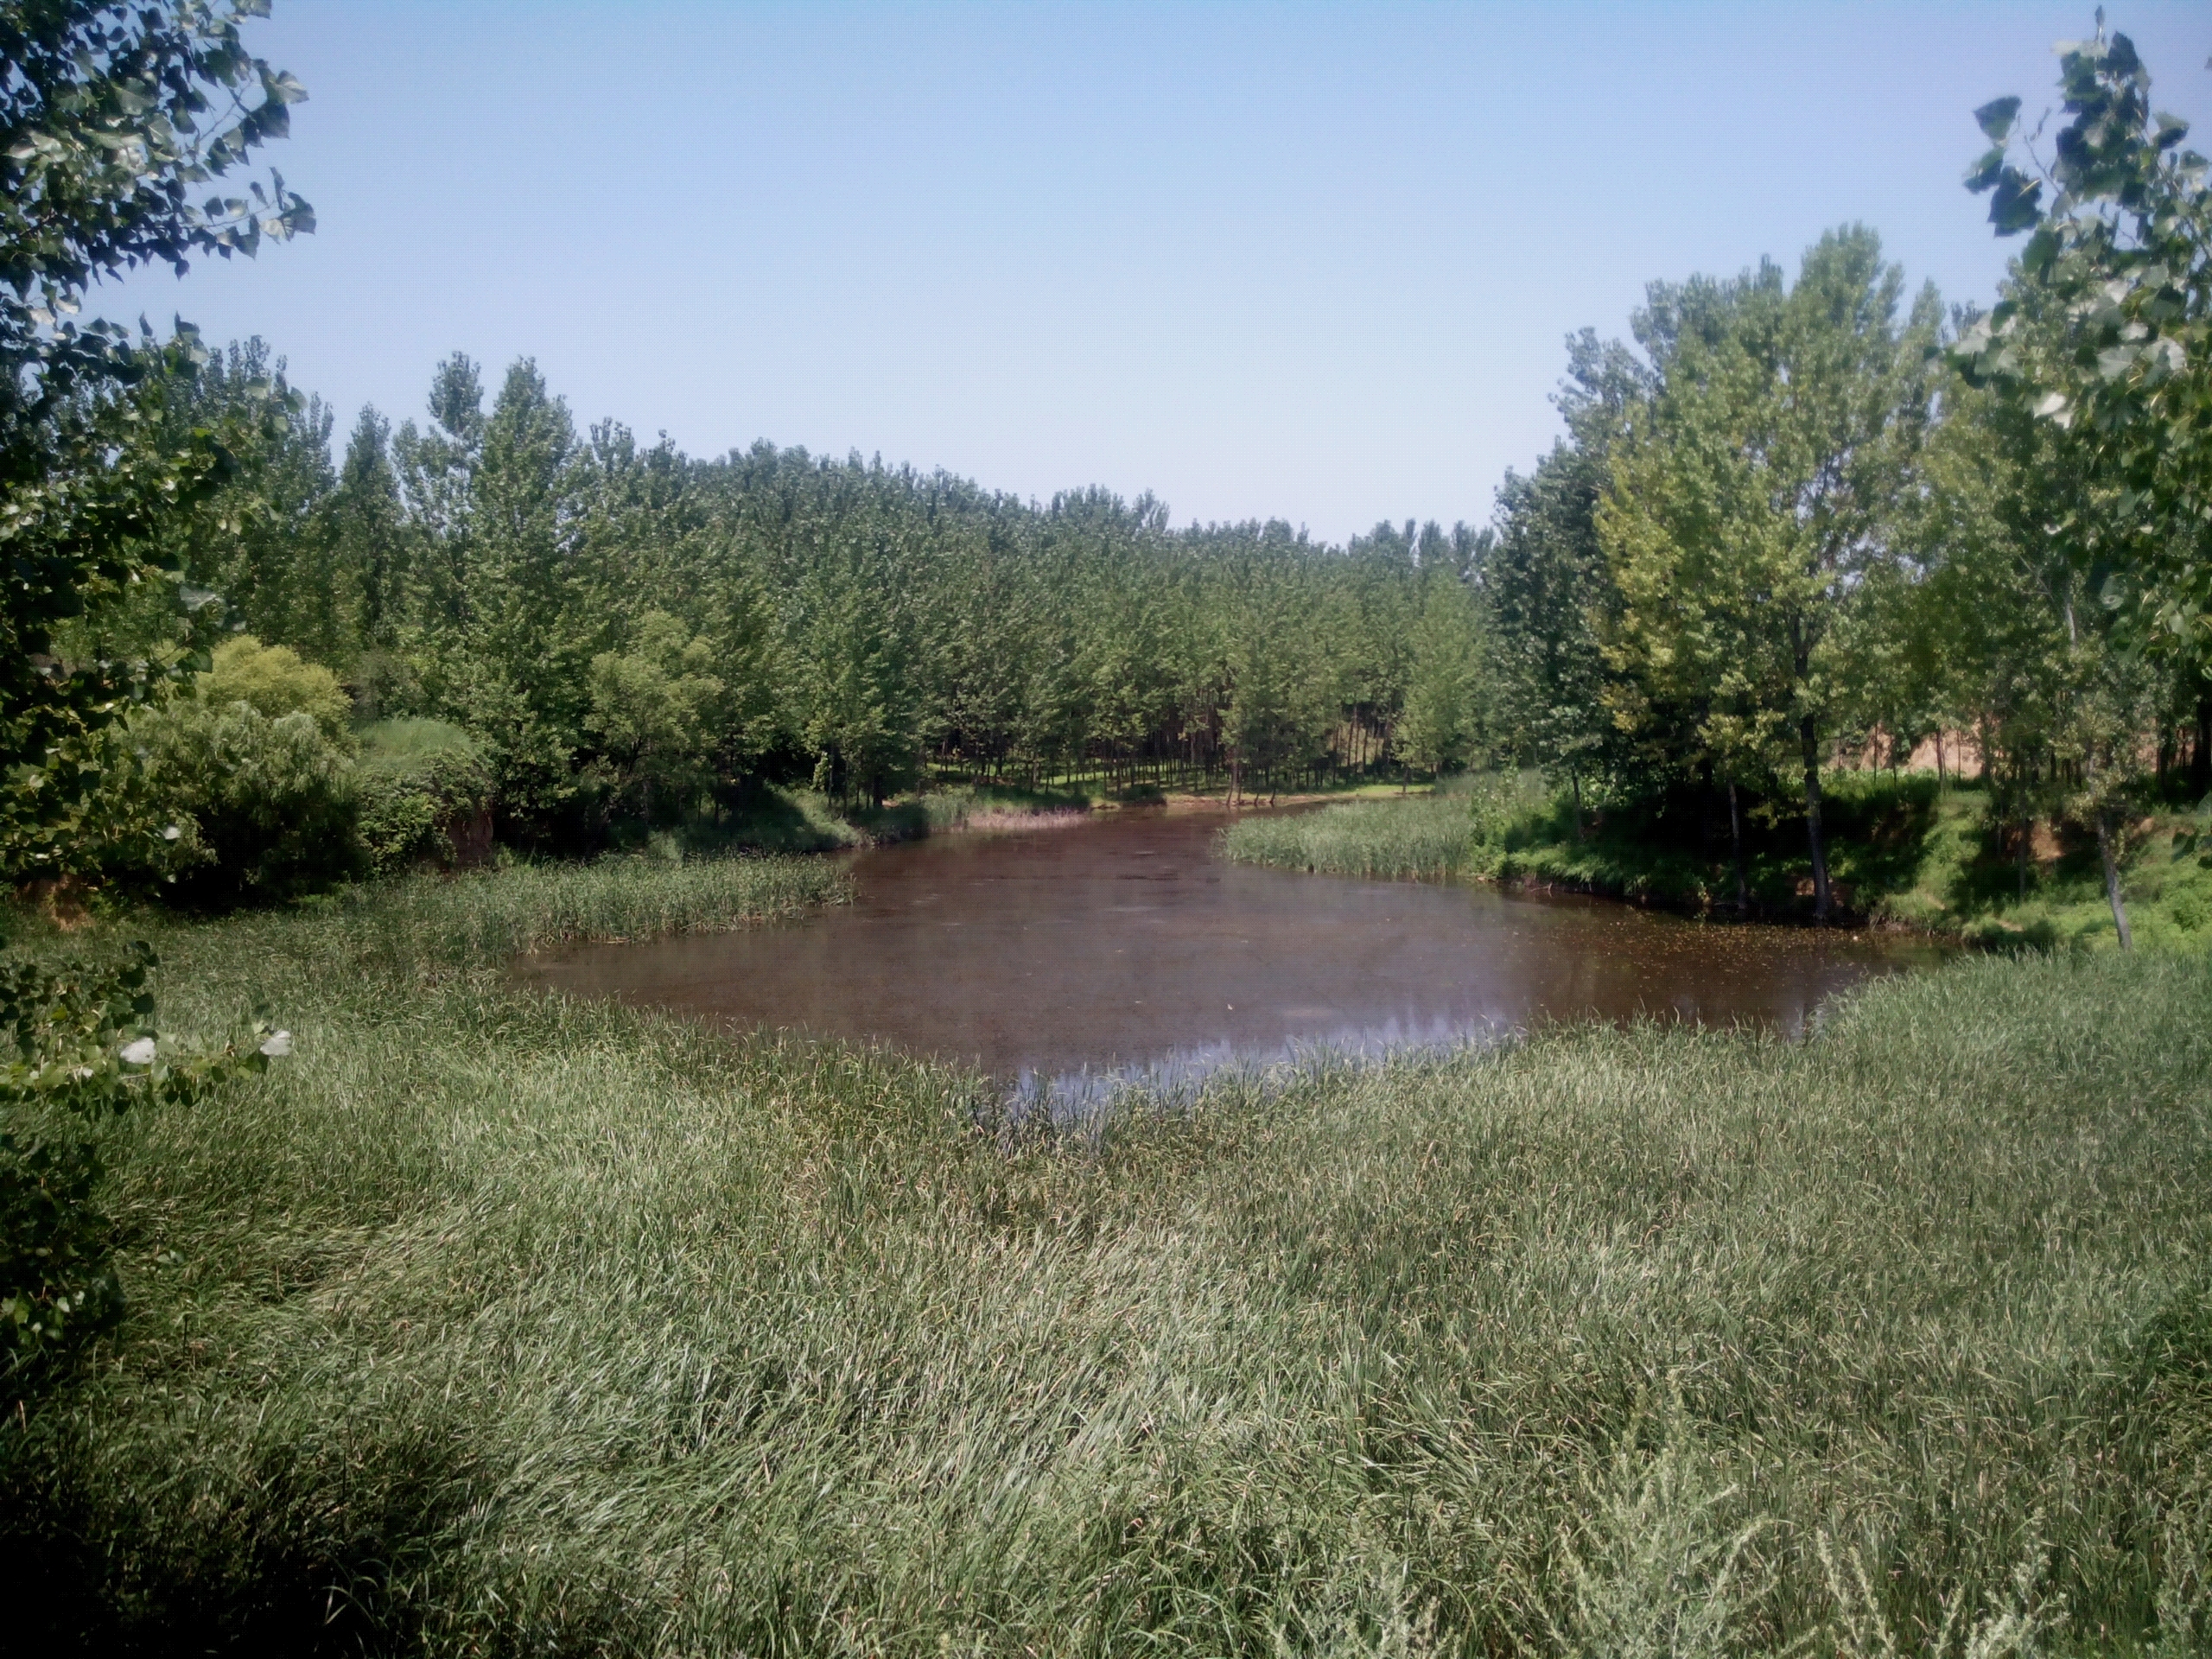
1;1409;468;1653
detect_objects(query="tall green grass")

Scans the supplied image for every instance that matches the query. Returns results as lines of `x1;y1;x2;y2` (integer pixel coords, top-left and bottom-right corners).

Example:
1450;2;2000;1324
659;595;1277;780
3;861;2208;1653
1221;773;1547;880
315;850;849;965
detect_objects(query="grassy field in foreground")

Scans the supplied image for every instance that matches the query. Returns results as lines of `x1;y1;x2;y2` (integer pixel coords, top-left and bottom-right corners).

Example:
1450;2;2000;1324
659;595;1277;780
1;863;2209;1655
1225;772;2212;949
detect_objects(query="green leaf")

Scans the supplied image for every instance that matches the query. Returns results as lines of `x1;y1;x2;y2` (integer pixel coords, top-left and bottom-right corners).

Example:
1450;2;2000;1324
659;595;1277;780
1988;169;2044;234
1975;96;2023;143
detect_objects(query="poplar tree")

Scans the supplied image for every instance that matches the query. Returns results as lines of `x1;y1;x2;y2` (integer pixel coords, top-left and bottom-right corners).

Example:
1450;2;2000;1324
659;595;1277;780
1600;229;1940;919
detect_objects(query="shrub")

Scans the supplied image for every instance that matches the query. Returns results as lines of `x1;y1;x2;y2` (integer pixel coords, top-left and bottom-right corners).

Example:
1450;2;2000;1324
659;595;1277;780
135;699;360;903
199;635;353;745
353;719;496;875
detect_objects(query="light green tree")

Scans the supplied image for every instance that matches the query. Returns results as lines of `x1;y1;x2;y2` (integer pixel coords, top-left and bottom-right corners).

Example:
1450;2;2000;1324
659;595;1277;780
1395;574;1484;779
1600;228;1940;919
584;611;725;825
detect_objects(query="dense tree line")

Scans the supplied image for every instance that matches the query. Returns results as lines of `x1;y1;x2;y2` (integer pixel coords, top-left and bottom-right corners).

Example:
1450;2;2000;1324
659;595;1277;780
128;180;2210;918
137;342;1495;847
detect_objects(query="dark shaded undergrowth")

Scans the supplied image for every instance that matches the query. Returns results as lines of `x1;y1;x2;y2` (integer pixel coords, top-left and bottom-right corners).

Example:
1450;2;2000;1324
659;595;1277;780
1226;771;2212;949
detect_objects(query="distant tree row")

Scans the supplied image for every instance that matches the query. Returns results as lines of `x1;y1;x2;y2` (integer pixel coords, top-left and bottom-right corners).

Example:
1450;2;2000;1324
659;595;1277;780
122;340;1495;846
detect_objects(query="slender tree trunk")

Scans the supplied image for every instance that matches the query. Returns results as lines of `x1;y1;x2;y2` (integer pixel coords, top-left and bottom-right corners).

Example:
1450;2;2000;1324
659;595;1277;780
2017;814;2031;902
2078;721;2133;949
2193;695;2212;801
1570;770;1585;842
1727;779;1749;912
2095;811;2133;950
1800;715;1832;922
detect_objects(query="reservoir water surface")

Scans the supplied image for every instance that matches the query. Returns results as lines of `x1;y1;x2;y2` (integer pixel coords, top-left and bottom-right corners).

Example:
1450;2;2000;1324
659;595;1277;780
518;807;1933;1096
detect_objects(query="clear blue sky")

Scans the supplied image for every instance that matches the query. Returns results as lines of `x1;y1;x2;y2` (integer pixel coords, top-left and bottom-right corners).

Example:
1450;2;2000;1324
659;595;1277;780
99;1;2212;544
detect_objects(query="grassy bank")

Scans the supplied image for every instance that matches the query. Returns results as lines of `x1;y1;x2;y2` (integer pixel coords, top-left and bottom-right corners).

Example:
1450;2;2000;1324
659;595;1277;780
2;861;2209;1653
1226;771;2212;948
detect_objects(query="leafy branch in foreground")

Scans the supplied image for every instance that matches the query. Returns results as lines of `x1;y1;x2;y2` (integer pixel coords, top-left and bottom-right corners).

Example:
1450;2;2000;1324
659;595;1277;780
1958;13;2212;646
1951;15;2212;945
2;0;312;887
2;941;285;1370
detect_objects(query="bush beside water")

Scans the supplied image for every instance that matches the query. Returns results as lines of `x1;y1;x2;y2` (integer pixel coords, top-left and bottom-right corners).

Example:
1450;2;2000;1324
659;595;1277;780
353;719;496;875
0;863;2207;1652
133;698;359;903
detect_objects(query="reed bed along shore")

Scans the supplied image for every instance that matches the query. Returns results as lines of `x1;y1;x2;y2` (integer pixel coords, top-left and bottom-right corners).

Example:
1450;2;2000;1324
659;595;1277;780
2;860;2208;1655
316;849;850;966
1223;789;1493;880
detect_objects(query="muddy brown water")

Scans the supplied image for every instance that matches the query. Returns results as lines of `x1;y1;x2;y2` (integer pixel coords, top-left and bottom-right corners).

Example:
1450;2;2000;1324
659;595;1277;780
516;807;1936;1103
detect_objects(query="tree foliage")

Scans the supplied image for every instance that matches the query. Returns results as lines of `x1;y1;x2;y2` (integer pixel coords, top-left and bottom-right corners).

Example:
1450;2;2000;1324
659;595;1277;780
1599;229;1939;918
1959;14;2212;645
1;0;311;884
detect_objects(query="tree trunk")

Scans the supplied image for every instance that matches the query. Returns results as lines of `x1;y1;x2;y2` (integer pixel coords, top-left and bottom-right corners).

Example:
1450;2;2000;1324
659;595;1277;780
2094;810;2133;950
1727;779;1749;912
1801;715;1832;921
1570;770;1585;842
2016;815;2031;901
2193;695;2212;801
2078;707;2132;948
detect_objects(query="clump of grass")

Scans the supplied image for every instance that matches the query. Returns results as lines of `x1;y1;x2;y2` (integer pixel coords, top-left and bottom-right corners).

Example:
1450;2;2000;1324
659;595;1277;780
678;784;872;854
1223;791;1472;878
671;782;1095;855
354;716;480;765
2;867;2208;1651
918;781;1096;832
1220;772;1547;880
321;851;849;964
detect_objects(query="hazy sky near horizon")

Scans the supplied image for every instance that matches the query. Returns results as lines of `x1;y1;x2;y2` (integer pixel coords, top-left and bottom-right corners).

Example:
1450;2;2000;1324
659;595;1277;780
97;1;2212;545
